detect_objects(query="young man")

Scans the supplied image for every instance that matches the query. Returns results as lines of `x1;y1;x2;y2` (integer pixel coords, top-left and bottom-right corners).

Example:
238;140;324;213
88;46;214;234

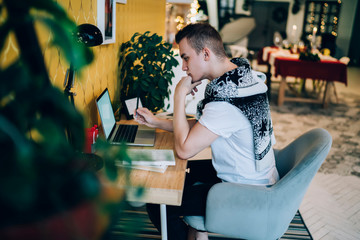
135;23;279;240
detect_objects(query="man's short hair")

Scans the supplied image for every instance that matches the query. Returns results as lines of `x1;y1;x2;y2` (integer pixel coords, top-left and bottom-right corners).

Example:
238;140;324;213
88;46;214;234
175;23;227;59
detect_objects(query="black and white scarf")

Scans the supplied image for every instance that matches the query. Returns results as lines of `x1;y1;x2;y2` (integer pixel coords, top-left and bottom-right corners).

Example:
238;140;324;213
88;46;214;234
196;58;273;171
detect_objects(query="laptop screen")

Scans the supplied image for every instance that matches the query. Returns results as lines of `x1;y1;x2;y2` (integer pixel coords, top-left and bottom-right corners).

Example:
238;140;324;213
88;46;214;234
96;89;116;139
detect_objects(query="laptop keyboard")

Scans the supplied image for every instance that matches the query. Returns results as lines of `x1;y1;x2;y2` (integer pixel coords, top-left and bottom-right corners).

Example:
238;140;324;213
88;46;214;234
113;124;138;143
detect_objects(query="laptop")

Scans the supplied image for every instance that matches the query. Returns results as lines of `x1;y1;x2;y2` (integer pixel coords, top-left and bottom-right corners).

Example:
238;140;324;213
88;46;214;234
96;88;156;146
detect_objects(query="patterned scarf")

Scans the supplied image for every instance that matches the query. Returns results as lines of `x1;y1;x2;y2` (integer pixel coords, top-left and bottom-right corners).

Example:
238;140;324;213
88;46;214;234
196;58;273;171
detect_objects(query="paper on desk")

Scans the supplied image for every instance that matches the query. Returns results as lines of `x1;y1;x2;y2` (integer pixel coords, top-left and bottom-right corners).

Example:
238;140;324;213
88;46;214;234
121;149;176;166
115;164;168;173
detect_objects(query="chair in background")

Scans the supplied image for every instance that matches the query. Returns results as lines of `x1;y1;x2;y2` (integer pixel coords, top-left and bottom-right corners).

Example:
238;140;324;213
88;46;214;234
339;56;350;65
219;17;256;46
220;17;256;61
228;45;249;58
184;128;332;240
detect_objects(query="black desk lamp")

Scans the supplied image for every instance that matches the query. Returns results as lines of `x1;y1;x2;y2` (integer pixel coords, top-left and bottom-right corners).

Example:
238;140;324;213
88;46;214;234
64;24;103;148
64;23;103;105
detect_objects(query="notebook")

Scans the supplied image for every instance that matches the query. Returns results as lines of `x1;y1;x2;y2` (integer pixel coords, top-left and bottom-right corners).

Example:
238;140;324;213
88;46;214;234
115;149;176;173
96;88;156;146
125;149;176;166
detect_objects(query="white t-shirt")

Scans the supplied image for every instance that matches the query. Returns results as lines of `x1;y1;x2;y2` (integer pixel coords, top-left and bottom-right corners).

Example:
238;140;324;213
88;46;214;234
198;101;279;186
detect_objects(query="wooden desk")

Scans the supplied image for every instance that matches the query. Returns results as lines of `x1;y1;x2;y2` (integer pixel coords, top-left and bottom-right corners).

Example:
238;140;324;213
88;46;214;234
119;129;188;206
113;119;190;240
105;117;211;239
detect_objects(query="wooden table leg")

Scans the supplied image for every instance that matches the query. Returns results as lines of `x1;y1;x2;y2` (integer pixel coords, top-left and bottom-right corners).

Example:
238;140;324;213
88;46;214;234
331;81;339;103
278;76;286;106
322;81;333;108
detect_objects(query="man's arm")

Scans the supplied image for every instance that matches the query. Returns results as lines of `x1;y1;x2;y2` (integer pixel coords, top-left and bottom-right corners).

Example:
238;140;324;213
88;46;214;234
173;76;218;159
135;108;173;131
135;107;197;132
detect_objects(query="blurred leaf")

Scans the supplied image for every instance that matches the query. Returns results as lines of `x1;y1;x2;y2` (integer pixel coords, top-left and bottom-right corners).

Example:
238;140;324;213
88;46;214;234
32;118;68;156
0;0;129;228
36;16;94;70
0;174;37;211
0;115;33;168
0;21;11;54
0;60;32;100
78;172;101;198
19;0;70;21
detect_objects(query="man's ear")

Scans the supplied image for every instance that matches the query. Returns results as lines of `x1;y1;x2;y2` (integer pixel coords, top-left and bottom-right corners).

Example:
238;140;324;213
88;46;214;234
202;47;211;61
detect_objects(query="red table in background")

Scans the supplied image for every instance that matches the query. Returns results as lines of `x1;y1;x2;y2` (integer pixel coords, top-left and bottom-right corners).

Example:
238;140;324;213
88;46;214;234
274;57;347;85
274;57;347;107
258;46;348;107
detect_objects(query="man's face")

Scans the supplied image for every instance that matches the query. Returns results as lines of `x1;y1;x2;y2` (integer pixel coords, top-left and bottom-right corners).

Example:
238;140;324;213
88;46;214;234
178;38;206;82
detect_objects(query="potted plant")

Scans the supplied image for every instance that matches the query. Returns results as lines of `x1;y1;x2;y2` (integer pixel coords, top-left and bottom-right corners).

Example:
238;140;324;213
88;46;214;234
0;0;127;239
117;31;179;113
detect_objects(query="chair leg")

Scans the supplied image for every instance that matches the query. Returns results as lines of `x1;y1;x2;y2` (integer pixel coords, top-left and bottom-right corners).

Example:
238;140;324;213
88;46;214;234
278;76;286;106
322;82;332;108
323;82;339;107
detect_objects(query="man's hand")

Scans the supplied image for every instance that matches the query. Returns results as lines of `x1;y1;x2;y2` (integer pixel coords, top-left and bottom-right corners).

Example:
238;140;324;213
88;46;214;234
175;76;202;96
134;107;174;132
134;107;159;128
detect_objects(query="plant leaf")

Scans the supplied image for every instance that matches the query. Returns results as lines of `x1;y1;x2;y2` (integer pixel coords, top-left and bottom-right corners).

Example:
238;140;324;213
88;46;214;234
0;21;11;54
35;16;93;71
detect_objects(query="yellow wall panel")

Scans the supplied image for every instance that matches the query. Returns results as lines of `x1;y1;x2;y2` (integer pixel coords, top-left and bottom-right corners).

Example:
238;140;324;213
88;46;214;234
60;0;166;127
1;0;166;127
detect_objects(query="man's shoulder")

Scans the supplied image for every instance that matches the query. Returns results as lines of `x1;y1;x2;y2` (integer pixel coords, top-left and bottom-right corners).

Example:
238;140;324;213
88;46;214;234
204;101;240;111
202;101;247;120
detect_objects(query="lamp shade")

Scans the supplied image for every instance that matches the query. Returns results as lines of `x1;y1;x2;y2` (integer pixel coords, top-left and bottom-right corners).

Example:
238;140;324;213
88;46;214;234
74;24;103;47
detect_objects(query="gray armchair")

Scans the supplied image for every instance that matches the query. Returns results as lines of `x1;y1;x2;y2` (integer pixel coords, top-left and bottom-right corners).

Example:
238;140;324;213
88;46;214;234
184;128;332;240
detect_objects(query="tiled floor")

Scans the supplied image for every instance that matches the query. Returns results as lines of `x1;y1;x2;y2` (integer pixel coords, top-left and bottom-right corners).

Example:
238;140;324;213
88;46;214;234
300;173;360;239
299;66;360;240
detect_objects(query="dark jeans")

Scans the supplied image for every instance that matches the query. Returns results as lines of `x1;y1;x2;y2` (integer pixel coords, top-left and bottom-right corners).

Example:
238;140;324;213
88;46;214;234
146;160;221;240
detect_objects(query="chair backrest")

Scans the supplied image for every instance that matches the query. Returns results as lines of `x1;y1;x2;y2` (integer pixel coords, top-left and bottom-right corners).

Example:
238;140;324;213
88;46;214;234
228;45;249;58
339;56;350;65
275;128;332;179
268;128;332;238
